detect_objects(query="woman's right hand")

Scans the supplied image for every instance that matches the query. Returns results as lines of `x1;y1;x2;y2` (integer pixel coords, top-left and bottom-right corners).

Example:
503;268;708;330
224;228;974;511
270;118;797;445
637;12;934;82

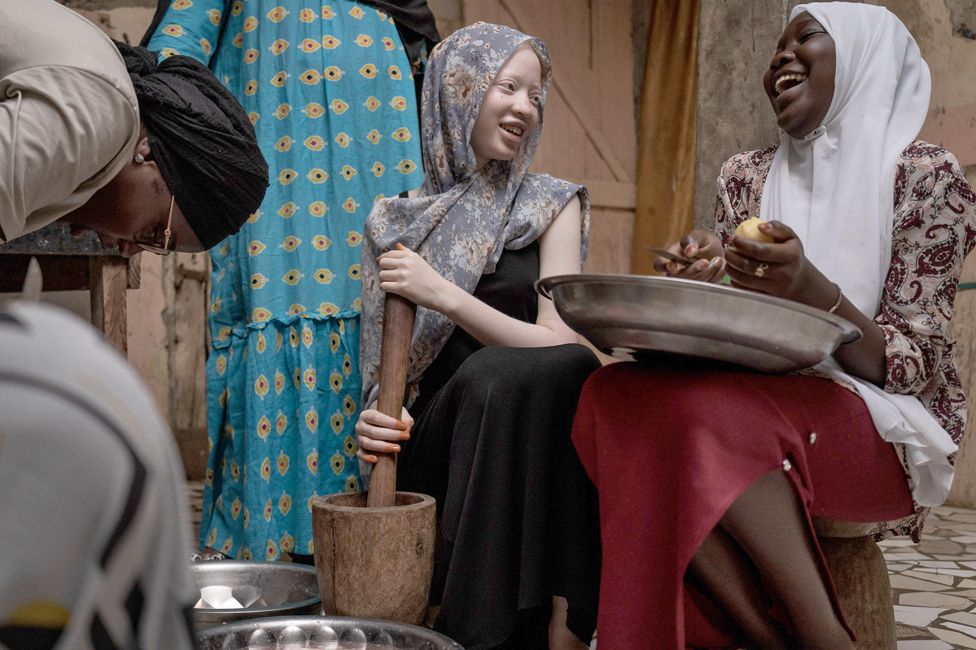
355;403;414;464
652;229;726;282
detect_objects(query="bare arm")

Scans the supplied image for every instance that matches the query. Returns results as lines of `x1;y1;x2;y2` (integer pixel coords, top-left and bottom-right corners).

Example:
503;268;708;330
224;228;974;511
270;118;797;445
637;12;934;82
377;194;583;347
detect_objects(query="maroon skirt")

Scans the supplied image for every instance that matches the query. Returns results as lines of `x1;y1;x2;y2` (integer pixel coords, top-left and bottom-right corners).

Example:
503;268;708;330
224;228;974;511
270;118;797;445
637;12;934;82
571;361;914;649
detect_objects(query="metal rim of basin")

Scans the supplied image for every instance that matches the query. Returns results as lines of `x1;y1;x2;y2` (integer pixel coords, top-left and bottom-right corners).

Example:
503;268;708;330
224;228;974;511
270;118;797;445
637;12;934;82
195;614;465;649
191;561;321;617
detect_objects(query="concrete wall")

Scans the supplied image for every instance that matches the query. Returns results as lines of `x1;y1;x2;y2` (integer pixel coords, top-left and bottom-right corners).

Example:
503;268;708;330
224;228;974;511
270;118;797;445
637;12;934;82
694;0;788;226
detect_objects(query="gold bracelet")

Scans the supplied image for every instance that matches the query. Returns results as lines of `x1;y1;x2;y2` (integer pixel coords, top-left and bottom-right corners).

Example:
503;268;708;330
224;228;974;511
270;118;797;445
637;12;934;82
827;282;843;314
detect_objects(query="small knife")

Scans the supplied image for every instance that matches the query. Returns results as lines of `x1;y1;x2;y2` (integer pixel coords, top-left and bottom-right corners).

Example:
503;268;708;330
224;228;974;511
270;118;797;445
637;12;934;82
644;246;697;266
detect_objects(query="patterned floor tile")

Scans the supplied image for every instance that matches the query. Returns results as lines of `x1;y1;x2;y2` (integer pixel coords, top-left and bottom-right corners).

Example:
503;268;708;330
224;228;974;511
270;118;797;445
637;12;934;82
888;506;976;644
180;482;976;646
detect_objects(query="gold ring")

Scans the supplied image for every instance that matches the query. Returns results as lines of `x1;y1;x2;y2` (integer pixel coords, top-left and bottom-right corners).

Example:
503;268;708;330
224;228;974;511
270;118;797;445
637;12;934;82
754;262;769;278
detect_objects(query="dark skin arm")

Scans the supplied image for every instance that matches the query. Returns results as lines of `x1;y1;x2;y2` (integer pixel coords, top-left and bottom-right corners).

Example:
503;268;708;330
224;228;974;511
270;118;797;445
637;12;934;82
724;220;886;385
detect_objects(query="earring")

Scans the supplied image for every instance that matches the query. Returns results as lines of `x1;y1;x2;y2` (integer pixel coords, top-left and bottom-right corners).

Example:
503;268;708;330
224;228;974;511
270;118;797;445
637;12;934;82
134;153;145;164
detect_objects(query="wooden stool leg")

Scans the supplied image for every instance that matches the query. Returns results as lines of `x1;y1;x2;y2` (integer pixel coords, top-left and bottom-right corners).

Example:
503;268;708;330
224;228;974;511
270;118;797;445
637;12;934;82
819;535;896;650
90;256;128;355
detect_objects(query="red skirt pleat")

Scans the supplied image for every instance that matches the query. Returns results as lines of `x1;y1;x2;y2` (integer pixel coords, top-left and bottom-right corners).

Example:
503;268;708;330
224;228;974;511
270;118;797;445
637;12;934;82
571;362;914;649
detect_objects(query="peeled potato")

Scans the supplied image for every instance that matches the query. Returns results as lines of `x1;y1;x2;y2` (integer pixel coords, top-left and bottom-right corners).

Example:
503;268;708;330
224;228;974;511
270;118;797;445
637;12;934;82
735;217;774;243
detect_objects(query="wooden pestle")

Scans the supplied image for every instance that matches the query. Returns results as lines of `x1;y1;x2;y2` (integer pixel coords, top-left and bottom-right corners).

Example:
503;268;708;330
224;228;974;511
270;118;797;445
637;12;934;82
367;292;417;508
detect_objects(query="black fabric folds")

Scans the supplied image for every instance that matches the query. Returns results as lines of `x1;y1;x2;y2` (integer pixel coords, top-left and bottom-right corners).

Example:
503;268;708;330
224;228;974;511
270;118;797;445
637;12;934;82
116;42;268;249
398;245;601;649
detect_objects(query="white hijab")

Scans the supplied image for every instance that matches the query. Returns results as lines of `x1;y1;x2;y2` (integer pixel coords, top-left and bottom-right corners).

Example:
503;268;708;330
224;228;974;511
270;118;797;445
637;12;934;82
761;3;955;507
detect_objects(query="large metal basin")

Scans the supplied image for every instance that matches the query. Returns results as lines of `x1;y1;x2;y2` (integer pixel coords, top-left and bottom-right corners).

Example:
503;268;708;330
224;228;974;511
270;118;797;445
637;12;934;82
191;561;321;629
536;274;861;373
196;615;464;649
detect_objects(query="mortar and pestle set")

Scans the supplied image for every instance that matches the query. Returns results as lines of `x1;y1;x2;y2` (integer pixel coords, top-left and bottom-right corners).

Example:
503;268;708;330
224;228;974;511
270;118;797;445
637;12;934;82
311;292;439;628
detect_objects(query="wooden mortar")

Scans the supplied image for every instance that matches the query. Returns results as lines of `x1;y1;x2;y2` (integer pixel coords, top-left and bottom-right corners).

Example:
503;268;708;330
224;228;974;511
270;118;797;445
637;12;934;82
312;292;436;625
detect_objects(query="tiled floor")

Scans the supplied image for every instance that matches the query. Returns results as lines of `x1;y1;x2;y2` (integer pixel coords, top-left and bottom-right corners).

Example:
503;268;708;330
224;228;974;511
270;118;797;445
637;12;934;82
885;506;976;648
185;482;976;647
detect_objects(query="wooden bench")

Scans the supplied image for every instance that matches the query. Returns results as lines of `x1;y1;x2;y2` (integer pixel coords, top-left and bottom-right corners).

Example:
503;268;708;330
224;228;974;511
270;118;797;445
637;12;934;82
815;518;896;649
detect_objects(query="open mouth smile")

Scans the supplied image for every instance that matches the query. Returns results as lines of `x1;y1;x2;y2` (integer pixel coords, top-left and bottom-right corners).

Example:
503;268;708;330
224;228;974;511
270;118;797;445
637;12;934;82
500;124;524;137
773;72;808;97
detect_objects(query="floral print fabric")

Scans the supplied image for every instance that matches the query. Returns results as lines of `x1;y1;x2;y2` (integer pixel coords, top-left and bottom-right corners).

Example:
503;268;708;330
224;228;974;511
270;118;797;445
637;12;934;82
713;141;976;539
148;0;422;558
360;22;590;410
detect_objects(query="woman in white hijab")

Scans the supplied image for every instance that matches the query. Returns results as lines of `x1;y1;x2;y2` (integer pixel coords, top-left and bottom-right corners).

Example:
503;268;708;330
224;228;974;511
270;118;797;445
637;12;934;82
572;3;976;648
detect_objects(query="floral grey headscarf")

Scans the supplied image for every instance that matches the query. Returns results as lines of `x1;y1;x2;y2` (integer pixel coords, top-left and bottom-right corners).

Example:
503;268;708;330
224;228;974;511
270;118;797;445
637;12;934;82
360;22;590;409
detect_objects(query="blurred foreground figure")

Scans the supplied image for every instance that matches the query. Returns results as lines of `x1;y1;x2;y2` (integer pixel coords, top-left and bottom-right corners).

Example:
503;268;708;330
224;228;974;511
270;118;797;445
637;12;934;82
0;302;196;650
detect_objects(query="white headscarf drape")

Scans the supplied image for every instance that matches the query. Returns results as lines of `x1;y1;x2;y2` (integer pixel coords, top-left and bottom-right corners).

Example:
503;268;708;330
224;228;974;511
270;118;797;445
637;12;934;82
761;3;955;506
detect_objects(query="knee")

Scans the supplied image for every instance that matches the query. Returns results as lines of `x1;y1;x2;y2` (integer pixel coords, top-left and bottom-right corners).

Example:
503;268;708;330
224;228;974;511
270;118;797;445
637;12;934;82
453;344;599;396
580;363;723;426
580;363;635;402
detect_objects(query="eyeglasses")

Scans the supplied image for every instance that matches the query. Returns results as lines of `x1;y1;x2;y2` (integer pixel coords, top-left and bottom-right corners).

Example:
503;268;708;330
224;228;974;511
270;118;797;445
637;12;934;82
134;195;175;256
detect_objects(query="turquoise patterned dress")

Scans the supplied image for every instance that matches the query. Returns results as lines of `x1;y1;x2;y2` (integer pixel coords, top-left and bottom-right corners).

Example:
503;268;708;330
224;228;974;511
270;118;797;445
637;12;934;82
148;0;422;560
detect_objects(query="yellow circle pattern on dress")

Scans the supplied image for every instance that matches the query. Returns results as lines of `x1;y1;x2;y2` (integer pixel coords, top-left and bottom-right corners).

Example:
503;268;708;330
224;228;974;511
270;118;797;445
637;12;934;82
160;0;422;560
303;102;326;118
266;6;288;22
274;103;291;119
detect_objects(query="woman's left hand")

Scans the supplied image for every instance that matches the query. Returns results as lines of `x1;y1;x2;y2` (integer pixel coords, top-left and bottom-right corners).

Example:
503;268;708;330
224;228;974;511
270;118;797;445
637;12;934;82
725;220;826;304
378;243;452;311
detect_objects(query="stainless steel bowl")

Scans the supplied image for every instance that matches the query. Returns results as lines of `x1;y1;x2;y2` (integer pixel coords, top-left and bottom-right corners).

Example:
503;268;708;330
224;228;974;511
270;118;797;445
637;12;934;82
191;561;321;628
196;615;464;649
536;274;861;373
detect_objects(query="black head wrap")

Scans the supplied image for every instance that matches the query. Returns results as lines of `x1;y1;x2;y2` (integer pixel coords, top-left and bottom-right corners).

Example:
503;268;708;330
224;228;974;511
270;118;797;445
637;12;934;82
116;42;268;249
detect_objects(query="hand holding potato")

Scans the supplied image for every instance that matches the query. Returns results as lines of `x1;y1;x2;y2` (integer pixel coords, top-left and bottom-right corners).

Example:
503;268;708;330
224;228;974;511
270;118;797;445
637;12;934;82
735;217;775;243
725;219;830;305
652;229;726;283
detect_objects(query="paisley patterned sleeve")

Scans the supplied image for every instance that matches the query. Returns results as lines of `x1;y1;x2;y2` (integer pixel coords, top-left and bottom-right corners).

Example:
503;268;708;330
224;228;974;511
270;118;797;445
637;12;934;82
879;145;976;407
145;0;225;65
713;148;776;246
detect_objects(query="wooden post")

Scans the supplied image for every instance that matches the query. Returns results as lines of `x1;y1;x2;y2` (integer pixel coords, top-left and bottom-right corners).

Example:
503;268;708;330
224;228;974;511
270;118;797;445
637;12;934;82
367;293;417;508
90;256;128;355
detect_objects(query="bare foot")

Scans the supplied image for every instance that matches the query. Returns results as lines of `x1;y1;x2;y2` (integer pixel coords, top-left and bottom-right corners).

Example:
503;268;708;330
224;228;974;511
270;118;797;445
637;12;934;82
549;596;590;650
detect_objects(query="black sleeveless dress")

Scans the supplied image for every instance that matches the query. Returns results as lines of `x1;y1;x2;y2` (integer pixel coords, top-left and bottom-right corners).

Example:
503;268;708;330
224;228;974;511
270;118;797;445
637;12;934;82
397;242;601;649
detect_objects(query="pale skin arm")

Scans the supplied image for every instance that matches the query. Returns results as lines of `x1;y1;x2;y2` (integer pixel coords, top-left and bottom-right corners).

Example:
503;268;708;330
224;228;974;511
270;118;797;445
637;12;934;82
376;194;582;347
357;195;584;462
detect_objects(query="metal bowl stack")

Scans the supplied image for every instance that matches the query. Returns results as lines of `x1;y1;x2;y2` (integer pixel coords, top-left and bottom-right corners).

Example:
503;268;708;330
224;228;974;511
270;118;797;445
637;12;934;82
536;274;861;373
191;561;322;629
196;615;464;649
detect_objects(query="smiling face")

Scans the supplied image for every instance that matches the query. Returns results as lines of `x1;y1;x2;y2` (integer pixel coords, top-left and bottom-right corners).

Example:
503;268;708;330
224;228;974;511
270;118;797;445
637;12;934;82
469;44;543;166
763;12;836;139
